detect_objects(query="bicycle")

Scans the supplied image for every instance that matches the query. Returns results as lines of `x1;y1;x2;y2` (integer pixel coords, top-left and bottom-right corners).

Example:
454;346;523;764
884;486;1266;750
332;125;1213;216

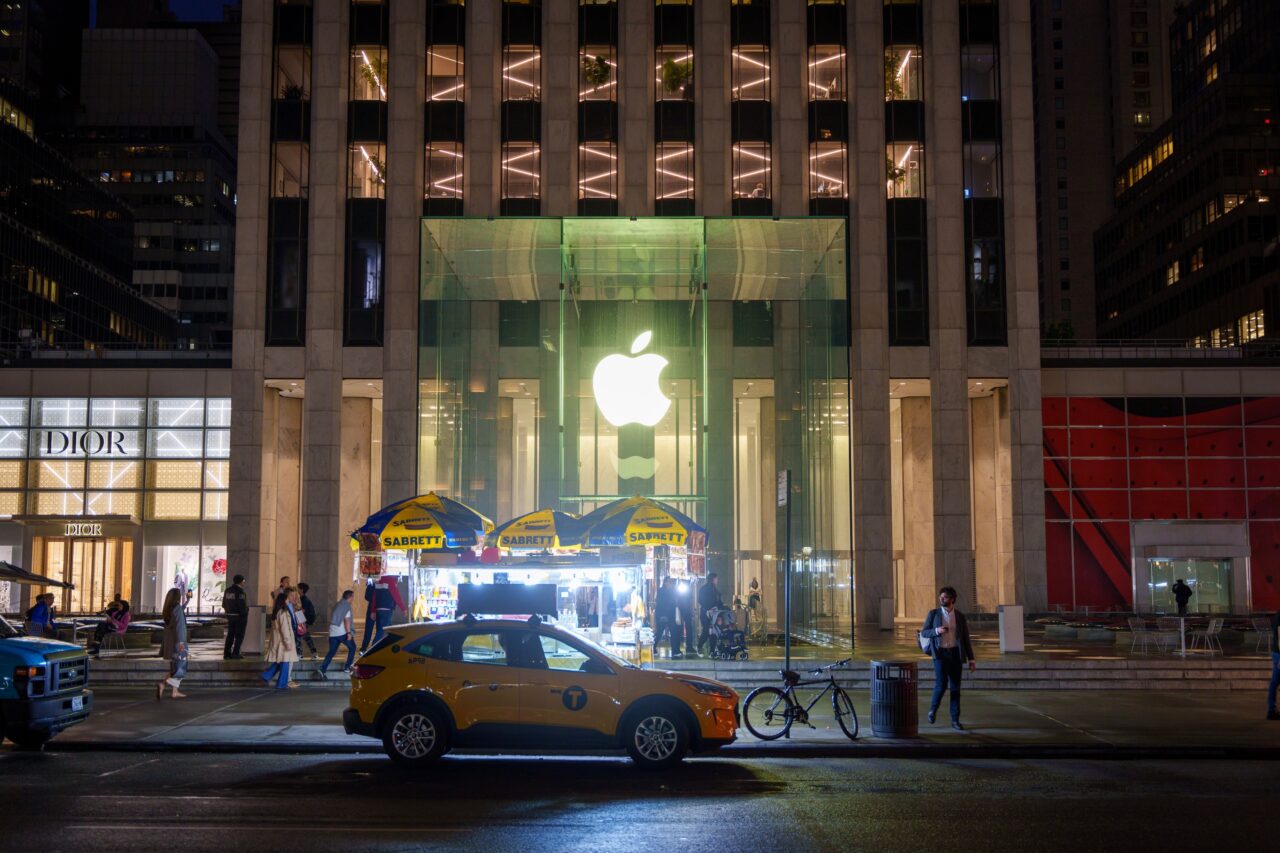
741;658;858;741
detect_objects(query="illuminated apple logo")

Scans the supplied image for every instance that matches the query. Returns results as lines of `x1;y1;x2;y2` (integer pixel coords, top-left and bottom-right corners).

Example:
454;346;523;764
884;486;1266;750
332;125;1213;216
592;331;671;427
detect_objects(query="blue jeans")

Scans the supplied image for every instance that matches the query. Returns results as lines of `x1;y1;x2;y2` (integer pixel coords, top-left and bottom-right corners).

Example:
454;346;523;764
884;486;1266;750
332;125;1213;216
261;661;292;688
321;635;356;673
930;648;964;723
360;610;392;651
1268;653;1279;714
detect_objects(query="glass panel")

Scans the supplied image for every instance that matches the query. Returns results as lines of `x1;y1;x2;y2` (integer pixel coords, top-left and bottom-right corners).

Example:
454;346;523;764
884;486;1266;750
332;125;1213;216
580;46;617;101
33;492;85;515
0;460;23;488
810;142;847;200
199;545;229;614
733;143;771;200
1147;558;1233;614
91;399;146;427
885;46;922;101
961;46;997;101
148;399;205;428
656;47;693;101
29;460;86;489
578;143;617;200
349;143;387;199
33;398;88;427
206;398;232;428
425;143;464;199
204;459;230;490
501;142;540;199
147;429;205;458
350;47;388;101
887;143;924;198
88;460;142;489
205;430;231;459
427;44;464;101
147;460;203;489
808;45;845;101
146;492;203;520
85;491;140;517
656;143;693;200
964;142;1001;198
0;398;27;458
0;491;23;517
503;46;541;102
731;46;769;100
204;492;229;521
272;142;309;198
32;428;141;459
276;44;311;98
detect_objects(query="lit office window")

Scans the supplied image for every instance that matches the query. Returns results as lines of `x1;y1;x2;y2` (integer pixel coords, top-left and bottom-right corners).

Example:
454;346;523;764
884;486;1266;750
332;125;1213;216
732;143;770;202
886;143;924;198
885;0;927;345
654;0;694;213
428;45;464;101
350;47;388;101
349;143;387;199
502;142;541;200
885;46;921;101
580;45;617;102
501;1;542;213
579;1;618;213
657;142;694;201
425;143;463;200
425;4;465;214
731;0;771;213
579;142;617;202
807;1;847;210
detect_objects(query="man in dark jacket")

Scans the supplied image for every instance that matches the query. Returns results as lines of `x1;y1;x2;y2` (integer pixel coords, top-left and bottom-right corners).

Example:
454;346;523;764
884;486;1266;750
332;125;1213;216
1267;609;1279;721
221;574;249;659
696;573;723;655
361;576;405;651
1171;579;1194;616
922;586;977;730
652;577;681;659
296;582;318;659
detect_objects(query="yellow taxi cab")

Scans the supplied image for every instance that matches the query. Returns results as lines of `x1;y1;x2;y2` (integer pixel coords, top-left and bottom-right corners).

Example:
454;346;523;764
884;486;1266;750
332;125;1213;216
342;617;739;769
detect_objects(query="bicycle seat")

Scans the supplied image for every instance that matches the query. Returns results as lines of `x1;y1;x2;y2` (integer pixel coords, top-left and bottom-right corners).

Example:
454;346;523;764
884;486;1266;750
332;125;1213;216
780;669;800;686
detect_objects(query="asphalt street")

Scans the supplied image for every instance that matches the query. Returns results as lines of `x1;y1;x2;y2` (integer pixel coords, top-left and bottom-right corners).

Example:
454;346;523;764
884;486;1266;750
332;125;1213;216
1;751;1274;852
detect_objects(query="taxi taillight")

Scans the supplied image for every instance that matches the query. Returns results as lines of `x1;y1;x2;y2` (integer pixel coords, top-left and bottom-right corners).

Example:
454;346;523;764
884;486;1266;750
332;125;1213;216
350;664;384;680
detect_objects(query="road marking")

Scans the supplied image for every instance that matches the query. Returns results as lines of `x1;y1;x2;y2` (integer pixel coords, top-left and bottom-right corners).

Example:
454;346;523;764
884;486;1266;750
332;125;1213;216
139;691;272;742
991;696;1116;746
97;757;159;778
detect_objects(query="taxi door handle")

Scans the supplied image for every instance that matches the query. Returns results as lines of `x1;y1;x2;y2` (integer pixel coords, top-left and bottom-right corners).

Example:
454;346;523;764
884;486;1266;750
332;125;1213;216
488;683;500;691
548;688;561;695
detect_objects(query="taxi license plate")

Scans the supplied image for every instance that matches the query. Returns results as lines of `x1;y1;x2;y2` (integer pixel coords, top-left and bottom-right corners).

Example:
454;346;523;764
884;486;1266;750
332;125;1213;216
71;696;83;712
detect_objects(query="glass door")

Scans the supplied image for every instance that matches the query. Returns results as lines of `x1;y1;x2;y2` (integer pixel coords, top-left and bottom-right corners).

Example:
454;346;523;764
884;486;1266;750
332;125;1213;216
1146;558;1233;614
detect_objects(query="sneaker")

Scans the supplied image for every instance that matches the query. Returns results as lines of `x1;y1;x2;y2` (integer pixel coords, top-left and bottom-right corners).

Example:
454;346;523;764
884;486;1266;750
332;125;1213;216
927;709;936;725
951;721;965;731
342;667;353;675
317;669;329;680
671;653;683;660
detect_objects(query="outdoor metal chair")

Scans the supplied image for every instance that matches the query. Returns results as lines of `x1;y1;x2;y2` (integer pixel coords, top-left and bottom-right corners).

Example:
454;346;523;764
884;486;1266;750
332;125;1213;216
1188;617;1224;655
1154;616;1181;652
1251;617;1272;653
1127;617;1162;655
100;630;127;657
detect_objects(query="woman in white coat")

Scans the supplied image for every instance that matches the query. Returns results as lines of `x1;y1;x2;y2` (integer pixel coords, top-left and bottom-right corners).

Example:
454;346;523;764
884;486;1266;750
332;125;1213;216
261;591;299;689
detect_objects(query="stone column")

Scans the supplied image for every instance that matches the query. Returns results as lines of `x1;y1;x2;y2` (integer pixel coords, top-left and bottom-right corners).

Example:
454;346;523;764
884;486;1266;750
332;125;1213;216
849;0;894;623
299;0;346;607
228;0;272;597
969;392;998;609
1001;0;1047;608
466;0;500;215
274;394;303;593
696;0;729;215
256;390;280;605
618;0;653;215
925;0;974;601
338;397;374;606
381;0;426;508
900;395;937;616
542;0;576;216
772;0;806;216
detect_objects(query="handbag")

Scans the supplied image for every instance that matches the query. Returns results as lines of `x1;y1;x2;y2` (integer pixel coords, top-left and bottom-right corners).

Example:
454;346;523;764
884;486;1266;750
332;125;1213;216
917;630;933;653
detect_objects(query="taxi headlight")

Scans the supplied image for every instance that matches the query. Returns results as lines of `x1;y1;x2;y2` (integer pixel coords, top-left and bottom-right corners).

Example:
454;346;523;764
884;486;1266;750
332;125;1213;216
678;678;734;699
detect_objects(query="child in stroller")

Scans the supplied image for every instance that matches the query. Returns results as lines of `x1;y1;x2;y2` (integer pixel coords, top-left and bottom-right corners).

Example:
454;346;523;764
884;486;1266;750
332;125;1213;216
708;607;748;660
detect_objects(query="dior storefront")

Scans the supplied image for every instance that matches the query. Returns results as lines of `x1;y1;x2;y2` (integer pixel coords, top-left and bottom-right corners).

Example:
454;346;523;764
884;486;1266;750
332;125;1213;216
0;370;231;616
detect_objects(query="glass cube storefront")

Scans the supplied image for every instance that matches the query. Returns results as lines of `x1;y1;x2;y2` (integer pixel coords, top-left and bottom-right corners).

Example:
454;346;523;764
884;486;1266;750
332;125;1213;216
418;218;854;646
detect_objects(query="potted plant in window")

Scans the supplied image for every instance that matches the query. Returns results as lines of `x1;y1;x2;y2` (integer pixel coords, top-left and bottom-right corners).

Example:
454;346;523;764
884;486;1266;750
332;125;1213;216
885;49;906;100
357;54;388;97
280;83;305;100
661;58;693;100
582;54;611;87
886;156;907;192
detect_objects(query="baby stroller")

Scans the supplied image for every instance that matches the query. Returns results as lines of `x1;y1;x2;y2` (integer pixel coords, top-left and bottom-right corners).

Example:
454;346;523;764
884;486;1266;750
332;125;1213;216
708;607;748;661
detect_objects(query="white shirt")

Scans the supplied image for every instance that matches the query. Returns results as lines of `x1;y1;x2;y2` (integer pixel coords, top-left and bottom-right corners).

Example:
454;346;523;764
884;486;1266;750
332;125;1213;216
937;607;957;649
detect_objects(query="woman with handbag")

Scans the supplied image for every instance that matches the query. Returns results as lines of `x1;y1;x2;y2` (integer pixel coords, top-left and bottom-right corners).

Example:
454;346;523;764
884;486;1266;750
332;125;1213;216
261;591;300;689
157;588;188;700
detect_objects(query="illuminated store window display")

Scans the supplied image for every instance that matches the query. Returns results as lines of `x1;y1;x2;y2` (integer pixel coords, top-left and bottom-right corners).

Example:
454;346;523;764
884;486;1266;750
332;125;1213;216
418;218;854;648
0;397;230;615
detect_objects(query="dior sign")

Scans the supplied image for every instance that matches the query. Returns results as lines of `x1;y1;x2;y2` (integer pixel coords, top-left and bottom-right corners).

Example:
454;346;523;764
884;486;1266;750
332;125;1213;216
64;522;103;537
43;429;128;456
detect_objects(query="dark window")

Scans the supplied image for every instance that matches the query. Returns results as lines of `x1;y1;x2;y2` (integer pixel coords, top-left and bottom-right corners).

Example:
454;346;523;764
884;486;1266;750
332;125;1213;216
499;301;540;347
733;301;774;347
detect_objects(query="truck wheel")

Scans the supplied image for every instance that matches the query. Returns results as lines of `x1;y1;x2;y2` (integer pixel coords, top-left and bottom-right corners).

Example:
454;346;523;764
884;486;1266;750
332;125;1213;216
380;702;449;766
7;728;52;750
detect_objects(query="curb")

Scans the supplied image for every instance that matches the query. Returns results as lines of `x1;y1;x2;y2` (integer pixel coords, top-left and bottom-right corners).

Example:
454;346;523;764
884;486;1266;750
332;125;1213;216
44;739;1280;761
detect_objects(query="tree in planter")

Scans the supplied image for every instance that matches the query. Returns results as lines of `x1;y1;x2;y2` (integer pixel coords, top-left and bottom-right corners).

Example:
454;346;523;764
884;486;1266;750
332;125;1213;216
582;55;611;87
661;58;693;99
885;49;906;100
280;83;306;100
886;156;907;193
357;51;388;99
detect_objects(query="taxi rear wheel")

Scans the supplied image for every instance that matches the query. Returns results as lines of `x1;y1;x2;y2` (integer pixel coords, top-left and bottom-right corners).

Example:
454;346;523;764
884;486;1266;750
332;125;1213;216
381;703;449;766
624;709;688;770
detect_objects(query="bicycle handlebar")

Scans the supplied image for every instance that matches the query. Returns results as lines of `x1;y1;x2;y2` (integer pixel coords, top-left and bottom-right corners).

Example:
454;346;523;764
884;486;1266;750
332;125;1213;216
807;658;851;674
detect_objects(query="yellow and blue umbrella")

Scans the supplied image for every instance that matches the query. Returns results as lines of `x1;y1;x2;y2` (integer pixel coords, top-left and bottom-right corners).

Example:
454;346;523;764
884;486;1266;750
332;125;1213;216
351;492;493;552
486;508;584;551
578;497;706;549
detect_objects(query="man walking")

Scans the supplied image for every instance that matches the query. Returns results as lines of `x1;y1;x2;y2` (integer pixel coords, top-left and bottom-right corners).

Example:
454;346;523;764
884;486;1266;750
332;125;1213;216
1172;579;1194;616
221;574;249;659
696;572;723;656
296;582;318;659
319;590;357;678
676;579;697;658
1266;608;1279;721
922;586;977;731
653;577;680;659
360;575;405;651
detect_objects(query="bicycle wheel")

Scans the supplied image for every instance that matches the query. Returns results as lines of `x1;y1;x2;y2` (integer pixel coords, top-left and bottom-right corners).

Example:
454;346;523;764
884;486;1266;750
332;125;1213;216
832;686;858;740
742;686;795;740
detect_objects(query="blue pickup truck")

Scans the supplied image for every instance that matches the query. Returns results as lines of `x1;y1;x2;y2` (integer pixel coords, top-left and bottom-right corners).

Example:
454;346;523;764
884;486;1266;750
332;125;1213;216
0;614;93;748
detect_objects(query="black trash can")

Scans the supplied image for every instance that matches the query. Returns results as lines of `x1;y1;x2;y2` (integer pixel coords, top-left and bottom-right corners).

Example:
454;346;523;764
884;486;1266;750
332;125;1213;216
870;659;919;738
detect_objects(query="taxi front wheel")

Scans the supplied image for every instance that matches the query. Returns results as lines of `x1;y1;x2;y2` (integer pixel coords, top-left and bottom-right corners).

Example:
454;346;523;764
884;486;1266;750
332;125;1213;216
381;703;449;766
624;709;688;770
